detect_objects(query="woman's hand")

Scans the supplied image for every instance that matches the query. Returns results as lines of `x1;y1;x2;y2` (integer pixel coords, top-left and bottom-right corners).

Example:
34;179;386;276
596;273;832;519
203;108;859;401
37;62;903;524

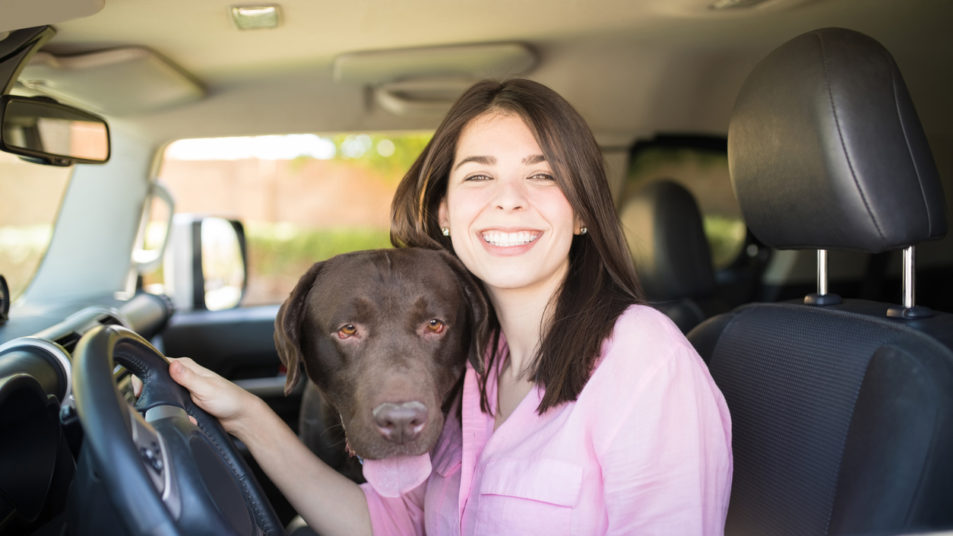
169;360;373;536
168;357;264;438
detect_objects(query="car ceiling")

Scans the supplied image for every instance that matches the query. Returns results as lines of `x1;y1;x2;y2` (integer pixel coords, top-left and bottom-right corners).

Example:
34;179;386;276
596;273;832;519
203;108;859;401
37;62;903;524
2;0;952;151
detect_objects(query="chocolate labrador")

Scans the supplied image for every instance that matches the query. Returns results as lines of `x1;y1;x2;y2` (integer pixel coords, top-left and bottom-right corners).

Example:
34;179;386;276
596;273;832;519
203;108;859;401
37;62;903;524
274;248;487;478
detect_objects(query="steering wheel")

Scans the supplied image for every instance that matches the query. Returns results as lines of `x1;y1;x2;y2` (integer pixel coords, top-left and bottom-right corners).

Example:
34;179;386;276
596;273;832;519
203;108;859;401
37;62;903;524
71;325;284;536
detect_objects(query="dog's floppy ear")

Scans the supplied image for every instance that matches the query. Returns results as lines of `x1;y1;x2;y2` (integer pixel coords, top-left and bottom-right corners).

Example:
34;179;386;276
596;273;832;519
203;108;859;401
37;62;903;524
438;250;490;375
274;260;325;395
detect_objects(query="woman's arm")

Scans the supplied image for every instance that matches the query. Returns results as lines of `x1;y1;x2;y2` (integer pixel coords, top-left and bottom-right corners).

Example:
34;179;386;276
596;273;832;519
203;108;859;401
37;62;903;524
169;357;373;536
593;309;732;535
600;356;731;535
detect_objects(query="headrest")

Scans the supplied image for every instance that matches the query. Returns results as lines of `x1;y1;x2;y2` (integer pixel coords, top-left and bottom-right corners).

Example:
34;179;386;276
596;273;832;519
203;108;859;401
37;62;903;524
620;179;715;299
728;27;947;253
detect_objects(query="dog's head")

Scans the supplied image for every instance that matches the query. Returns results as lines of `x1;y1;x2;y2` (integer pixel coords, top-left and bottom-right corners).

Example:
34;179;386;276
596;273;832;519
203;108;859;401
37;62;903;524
274;247;488;459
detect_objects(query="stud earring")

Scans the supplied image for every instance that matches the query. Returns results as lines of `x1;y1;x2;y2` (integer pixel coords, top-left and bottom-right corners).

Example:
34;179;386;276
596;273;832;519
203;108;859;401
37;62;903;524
441;227;450;237
579;226;588;235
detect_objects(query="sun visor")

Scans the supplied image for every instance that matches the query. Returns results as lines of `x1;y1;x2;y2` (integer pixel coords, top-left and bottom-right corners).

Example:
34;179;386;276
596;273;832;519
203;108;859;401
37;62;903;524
333;43;536;84
333;43;537;116
18;47;204;116
1;0;103;33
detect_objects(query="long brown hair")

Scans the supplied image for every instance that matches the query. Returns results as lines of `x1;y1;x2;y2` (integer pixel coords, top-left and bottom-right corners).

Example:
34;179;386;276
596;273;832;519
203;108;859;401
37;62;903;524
391;79;644;413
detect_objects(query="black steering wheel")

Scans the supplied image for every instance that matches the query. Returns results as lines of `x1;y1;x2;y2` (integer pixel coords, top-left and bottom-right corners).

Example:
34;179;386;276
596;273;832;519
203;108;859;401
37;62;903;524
71;325;284;536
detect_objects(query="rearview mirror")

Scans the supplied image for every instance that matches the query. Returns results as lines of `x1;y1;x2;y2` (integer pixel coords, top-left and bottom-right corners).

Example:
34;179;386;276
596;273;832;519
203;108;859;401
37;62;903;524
0;95;110;166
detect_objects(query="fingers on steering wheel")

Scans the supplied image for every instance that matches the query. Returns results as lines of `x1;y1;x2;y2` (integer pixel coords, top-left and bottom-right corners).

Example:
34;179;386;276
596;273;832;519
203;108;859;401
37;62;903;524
169;358;204;390
131;375;143;397
168;358;218;425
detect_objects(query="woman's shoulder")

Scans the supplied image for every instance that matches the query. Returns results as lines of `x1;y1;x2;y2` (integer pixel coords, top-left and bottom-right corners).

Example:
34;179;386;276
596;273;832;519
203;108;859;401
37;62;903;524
607;304;691;354
588;304;708;392
614;302;679;327
581;304;729;445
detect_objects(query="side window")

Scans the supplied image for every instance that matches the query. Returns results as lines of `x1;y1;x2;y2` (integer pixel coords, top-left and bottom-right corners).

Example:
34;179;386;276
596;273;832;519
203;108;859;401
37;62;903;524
620;137;745;270
145;132;431;306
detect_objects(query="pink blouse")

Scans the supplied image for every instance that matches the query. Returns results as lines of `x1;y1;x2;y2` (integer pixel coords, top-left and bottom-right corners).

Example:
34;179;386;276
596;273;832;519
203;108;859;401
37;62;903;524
361;304;732;535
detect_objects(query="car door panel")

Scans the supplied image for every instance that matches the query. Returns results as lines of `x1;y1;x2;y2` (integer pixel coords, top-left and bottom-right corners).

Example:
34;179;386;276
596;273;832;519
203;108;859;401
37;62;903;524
159;304;302;427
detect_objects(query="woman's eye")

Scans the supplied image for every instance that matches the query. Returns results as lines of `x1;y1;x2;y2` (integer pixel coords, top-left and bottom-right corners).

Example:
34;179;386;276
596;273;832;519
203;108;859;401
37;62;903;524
337;324;357;338
463;174;491;182
426;319;446;334
529;172;556;182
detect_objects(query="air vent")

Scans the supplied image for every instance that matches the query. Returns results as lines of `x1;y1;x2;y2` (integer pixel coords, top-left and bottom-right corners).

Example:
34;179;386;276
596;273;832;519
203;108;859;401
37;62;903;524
96;313;123;327
55;331;81;353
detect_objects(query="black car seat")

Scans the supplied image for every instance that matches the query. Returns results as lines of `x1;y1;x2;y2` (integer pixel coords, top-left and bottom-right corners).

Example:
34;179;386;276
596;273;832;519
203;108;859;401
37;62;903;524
619;179;718;332
689;27;953;535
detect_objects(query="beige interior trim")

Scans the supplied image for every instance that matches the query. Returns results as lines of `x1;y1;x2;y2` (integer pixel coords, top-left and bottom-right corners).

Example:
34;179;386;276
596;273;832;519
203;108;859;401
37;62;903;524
1;0;103;33
333;42;537;85
19;47;204;116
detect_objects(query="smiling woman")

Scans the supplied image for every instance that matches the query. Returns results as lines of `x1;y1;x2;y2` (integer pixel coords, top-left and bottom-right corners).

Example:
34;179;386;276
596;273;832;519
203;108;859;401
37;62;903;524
0;1;951;535
440;112;579;297
381;78;732;535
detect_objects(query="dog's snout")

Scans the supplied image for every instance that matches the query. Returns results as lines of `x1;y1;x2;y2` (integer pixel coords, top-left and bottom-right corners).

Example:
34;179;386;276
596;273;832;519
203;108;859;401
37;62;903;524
372;401;428;444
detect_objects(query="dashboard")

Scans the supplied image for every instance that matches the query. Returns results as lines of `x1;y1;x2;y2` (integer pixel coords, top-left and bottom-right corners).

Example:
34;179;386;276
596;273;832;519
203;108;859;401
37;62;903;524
0;292;173;533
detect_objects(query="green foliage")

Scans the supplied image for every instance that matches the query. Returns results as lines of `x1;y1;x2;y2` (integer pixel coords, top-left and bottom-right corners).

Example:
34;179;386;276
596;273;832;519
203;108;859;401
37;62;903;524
703;215;747;268
246;222;393;275
327;132;432;182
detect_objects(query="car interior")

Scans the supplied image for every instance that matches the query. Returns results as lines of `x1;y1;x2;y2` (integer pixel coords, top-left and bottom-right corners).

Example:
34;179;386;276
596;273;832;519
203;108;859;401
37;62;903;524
1;0;952;535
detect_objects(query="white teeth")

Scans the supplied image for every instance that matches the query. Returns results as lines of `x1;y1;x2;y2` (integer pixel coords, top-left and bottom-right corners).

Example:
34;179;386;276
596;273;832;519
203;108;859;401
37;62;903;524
482;230;539;247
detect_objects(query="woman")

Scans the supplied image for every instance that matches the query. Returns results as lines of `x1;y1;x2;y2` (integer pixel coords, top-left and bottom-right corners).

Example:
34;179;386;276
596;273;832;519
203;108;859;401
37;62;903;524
171;79;732;535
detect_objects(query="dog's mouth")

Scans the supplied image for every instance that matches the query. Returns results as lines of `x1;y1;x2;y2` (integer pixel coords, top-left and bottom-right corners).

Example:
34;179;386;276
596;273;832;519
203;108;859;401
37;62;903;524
346;413;445;460
355;441;431;460
361;453;433;497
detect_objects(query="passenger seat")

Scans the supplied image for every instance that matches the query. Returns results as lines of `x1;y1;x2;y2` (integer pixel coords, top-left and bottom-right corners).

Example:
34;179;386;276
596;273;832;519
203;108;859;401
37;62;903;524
620;179;719;332
690;27;953;535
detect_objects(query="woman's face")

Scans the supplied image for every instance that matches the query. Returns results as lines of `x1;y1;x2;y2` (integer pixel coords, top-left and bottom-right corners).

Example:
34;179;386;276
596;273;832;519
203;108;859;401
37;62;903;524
439;111;582;299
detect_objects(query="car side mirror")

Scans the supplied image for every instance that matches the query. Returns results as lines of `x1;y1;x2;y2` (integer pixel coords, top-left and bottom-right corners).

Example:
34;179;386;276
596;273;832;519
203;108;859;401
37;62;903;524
0;95;110;165
165;215;248;311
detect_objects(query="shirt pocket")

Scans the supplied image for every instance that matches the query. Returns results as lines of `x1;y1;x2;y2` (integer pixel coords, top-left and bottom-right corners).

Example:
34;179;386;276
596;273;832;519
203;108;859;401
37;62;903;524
473;458;583;535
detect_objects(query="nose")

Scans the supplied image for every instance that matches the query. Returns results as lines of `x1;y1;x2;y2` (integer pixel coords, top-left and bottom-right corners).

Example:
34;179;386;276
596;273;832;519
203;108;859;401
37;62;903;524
494;177;526;211
372;401;428;444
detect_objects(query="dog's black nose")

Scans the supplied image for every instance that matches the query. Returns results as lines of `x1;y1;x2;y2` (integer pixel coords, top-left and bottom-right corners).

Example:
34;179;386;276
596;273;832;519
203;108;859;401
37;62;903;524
372;401;428;444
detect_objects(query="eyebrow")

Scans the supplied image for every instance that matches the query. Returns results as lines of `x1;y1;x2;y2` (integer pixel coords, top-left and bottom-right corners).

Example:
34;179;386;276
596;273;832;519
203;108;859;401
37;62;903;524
452;153;547;170
453;155;495;170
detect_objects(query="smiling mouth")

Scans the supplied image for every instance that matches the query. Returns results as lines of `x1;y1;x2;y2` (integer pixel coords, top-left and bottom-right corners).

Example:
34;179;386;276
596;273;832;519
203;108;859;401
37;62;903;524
481;230;541;247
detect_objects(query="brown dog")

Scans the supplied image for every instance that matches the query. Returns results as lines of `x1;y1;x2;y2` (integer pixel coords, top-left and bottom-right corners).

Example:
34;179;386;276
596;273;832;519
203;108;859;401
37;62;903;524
274;248;487;475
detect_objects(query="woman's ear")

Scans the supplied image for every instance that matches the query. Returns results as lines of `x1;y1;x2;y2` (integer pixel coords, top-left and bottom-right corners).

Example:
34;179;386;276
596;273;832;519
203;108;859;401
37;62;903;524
438;197;449;230
573;214;587;235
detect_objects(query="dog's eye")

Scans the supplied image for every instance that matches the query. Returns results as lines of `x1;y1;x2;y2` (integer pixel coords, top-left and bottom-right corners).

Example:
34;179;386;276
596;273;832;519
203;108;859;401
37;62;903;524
426;319;446;334
337;324;357;338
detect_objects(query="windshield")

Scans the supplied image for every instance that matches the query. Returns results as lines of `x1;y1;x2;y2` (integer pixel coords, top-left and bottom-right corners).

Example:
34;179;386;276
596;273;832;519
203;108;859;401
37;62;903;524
144;132;432;306
0;151;73;301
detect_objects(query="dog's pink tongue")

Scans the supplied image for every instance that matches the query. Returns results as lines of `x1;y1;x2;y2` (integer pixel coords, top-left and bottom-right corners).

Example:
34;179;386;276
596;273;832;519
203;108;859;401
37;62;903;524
362;454;433;498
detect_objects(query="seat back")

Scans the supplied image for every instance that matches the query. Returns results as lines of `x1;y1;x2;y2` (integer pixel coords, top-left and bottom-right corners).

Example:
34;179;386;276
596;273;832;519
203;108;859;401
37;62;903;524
690;27;953;535
620;179;717;332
